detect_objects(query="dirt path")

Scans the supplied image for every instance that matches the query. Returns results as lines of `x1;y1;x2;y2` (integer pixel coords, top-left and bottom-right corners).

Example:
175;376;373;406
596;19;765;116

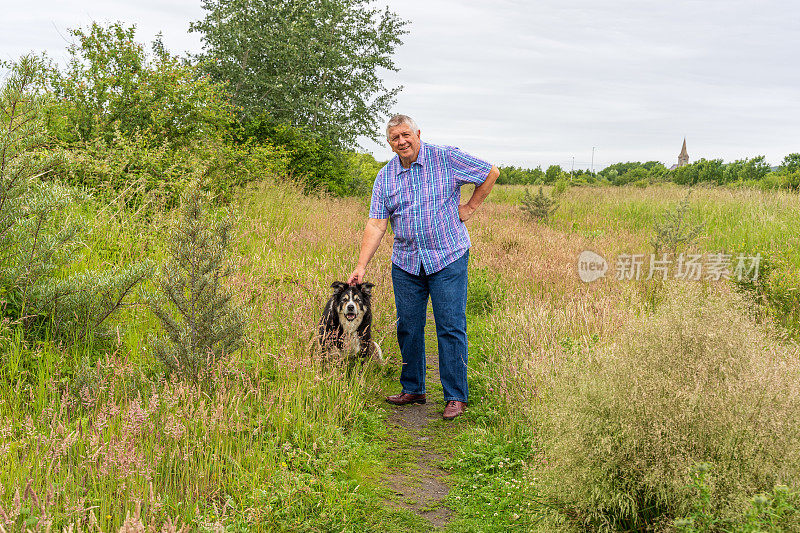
382;314;466;530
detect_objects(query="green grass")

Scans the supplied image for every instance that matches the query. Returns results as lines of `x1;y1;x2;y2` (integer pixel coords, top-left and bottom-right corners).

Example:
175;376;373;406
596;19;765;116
489;184;800;268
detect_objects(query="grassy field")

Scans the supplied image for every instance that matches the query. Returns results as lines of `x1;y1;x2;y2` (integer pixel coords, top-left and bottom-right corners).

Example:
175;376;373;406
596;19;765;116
490;184;800;266
2;180;799;532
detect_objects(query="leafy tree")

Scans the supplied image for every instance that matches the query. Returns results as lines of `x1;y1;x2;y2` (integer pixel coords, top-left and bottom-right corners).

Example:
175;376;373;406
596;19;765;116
544;164;564;184
232;115;351;194
344;150;386;195
44;23;283;207
642;161;668;179
615;166;648;186
571;169;596;183
498;165;544;185
776;154;800;190
779;153;800;173
497;165;518;185
190;0;408;146
48;22;233;148
723;156;771;184
696;158;725;184
671;162;698;186
600;161;643;181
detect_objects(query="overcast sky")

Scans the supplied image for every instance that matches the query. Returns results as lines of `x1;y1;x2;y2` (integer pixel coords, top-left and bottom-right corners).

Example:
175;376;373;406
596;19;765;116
2;0;798;169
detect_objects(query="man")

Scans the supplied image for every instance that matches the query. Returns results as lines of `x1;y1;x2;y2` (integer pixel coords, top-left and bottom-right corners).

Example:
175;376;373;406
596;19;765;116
347;114;499;420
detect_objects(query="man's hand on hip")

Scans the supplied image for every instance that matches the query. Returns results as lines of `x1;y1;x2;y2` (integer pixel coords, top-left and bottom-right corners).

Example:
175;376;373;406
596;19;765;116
458;203;477;222
460;165;499;222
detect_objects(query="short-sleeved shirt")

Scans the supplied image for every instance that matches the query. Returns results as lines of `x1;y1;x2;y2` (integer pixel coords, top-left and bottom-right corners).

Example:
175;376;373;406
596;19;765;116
369;142;492;275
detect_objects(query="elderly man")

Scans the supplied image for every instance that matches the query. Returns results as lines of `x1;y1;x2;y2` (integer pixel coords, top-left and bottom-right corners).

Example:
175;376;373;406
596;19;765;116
347;114;499;420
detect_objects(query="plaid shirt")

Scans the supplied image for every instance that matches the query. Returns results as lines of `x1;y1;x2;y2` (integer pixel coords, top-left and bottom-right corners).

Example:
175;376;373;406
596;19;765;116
369;142;492;275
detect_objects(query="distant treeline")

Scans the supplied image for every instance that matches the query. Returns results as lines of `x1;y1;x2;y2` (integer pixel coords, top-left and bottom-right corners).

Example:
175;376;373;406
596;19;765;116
498;154;800;190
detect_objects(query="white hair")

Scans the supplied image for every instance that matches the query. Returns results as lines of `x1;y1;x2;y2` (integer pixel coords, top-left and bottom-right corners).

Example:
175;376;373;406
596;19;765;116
385;114;419;140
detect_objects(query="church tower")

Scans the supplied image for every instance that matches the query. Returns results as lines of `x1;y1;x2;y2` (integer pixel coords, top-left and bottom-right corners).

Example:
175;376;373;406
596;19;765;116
678;138;689;167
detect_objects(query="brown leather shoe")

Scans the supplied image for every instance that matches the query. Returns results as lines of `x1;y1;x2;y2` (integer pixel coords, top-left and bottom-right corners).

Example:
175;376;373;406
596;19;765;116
443;401;466;420
386;393;426;405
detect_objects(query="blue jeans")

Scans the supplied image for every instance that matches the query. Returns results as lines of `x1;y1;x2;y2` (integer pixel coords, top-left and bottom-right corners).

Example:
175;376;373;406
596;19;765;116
391;250;469;403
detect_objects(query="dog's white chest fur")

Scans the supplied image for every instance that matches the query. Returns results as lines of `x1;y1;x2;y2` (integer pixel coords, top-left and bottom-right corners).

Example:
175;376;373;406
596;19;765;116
338;311;363;353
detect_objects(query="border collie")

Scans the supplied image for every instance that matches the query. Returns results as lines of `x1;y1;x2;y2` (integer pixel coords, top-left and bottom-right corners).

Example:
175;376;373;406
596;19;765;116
318;281;383;363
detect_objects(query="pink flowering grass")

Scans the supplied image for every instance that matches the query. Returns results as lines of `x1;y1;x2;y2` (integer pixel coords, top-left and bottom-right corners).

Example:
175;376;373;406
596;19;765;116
0;178;398;531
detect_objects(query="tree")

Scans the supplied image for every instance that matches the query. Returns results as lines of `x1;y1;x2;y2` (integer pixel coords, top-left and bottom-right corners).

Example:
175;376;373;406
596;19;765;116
190;0;408;147
149;188;245;385
671;163;698;186
779;153;800;173
616;166;648;186
722;156;770;184
696;158;724;184
544;164;564;184
48;22;233;148
642;161;668;180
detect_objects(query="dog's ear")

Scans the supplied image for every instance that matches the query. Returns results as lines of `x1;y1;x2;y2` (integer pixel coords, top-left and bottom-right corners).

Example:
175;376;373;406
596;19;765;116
330;281;348;293
359;282;375;296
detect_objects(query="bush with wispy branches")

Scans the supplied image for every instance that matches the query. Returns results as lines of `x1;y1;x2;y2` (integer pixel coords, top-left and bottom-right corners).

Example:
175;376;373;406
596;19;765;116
533;283;800;531
519;186;558;221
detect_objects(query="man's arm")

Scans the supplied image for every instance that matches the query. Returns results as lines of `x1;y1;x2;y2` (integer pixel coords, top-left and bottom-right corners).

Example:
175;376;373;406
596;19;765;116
459;165;500;222
348;217;389;285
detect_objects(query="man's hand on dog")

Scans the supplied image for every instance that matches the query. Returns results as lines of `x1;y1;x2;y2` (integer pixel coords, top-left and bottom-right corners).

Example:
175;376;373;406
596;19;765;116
347;265;366;285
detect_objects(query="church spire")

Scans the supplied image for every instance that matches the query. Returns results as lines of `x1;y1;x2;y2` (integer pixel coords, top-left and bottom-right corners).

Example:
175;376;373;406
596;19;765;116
678;138;689;167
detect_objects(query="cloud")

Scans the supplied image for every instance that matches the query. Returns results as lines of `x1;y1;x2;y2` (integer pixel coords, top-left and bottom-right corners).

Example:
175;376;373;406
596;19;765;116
2;0;798;168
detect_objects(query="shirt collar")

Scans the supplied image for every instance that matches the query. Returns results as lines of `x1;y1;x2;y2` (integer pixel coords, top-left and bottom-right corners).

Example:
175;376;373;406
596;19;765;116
392;142;427;176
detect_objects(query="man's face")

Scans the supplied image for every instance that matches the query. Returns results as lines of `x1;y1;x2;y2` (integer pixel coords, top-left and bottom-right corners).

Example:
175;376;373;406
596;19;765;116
387;123;422;164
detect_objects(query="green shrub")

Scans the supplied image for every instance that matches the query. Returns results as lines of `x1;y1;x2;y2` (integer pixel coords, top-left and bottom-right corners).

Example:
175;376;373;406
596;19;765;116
467;266;504;316
734;250;800;336
46;22;233;148
534;283;800;531
0;56;152;344
343;150;385;196
232;115;358;195
42;22;274;208
785;170;800;191
675;465;800;532
519;186;558;222
56;129;288;210
544;164;566;184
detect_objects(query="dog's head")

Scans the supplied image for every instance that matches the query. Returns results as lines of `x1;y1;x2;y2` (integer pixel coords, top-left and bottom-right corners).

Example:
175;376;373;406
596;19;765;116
330;281;374;326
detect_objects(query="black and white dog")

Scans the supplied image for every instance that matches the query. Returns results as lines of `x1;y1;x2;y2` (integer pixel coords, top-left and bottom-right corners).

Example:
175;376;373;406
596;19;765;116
318;281;383;363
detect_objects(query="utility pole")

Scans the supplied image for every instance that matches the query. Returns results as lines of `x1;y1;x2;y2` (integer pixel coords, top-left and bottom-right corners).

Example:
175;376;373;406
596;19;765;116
571;156;575;181
591;147;596;174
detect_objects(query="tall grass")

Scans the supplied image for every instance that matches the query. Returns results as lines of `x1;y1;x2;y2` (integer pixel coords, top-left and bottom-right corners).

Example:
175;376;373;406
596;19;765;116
0;178;407;531
489;184;800;269
3;177;799;531
469;185;800;531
